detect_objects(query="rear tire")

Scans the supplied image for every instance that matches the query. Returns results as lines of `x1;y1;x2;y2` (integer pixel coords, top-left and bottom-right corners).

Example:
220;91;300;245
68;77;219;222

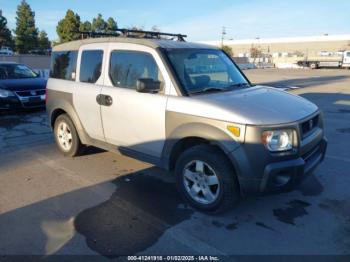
54;114;84;157
310;62;318;69
175;145;240;213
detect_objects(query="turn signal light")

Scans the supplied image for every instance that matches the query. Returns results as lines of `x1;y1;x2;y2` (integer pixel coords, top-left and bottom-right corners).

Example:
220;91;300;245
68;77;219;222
227;125;240;137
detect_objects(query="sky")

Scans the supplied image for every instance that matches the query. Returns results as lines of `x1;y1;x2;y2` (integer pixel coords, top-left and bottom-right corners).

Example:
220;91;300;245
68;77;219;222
0;0;349;41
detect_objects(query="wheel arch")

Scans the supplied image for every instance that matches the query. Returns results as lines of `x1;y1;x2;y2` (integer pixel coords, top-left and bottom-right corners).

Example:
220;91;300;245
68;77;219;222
48;99;89;145
163;122;241;171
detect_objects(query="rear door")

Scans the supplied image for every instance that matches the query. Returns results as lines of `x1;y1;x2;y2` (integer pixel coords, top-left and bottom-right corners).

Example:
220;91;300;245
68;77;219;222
100;43;171;158
73;44;107;141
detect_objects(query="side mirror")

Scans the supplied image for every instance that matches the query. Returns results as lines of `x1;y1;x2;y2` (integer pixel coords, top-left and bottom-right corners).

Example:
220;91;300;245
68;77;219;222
136;78;162;93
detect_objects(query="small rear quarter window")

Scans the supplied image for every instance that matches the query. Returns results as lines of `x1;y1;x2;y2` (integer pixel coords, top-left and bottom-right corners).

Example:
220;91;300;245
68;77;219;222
79;50;103;83
50;51;78;80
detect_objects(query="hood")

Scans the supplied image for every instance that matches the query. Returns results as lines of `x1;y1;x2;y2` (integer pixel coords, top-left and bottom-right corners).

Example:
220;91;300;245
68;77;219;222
198;85;318;125
0;77;47;91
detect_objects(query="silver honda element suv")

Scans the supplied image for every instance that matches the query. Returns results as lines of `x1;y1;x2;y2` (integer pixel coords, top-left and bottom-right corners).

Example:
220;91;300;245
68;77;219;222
46;29;327;212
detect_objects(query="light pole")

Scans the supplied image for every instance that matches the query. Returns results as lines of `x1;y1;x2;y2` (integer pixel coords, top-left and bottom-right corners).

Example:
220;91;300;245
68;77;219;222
221;26;226;48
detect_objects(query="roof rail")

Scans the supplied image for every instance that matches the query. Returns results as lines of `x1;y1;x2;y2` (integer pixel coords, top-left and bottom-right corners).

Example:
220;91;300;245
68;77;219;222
75;28;187;42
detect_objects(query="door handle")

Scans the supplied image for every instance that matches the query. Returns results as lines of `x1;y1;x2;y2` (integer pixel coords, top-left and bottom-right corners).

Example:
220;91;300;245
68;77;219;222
96;94;113;106
96;94;103;105
104;95;113;106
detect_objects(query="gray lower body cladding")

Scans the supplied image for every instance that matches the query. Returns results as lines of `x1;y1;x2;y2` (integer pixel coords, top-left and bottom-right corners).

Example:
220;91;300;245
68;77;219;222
47;90;327;197
46;89;73;127
229;122;327;195
46;89;91;145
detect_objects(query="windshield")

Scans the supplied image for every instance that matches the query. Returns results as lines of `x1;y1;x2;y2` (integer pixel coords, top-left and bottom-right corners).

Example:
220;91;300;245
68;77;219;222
0;64;37;79
166;48;249;94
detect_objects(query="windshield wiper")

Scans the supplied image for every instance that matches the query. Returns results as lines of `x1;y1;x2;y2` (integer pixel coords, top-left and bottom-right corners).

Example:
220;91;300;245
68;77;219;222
190;87;228;95
227;82;250;89
189;83;250;95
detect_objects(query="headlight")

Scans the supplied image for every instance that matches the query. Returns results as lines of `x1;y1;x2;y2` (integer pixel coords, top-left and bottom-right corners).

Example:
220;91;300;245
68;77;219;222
262;129;294;152
0;89;15;98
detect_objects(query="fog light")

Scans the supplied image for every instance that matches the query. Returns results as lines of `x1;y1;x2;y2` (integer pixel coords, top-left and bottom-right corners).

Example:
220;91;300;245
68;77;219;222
273;172;292;187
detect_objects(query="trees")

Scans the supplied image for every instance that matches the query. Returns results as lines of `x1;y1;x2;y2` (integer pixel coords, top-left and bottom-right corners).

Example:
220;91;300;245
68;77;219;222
127;26;146;37
250;46;262;63
0;10;14;49
106;17;117;33
38;30;51;51
14;0;38;53
151;25;161;32
56;11;119;42
56;10;81;43
80;16;117;34
130;26;144;31
222;45;234;57
92;14;107;32
79;21;92;32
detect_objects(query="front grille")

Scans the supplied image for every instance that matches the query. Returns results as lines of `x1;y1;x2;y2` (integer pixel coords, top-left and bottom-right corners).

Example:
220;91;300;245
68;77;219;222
301;141;323;173
22;100;45;108
15;89;45;97
301;115;319;138
302;144;320;162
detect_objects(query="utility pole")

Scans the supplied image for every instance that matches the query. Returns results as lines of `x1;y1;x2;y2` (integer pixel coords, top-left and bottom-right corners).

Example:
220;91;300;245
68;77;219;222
221;26;226;48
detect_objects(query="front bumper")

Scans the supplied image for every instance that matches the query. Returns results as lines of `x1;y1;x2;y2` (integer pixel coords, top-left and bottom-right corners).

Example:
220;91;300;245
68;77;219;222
232;137;327;196
260;137;327;193
0;95;45;110
229;112;328;196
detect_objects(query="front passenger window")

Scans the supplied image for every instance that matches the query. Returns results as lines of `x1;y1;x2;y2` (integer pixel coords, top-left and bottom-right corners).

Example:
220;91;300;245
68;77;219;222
109;51;163;89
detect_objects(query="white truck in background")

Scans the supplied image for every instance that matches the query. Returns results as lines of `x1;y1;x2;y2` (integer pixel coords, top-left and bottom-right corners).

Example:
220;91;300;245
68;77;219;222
297;50;350;69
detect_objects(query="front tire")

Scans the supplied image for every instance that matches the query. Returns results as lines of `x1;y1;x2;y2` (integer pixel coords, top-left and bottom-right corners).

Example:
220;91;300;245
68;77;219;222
310;62;318;69
54;114;84;157
175;145;240;213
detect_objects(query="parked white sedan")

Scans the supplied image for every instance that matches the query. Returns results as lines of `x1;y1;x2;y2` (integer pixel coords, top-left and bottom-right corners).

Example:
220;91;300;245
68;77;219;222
0;47;14;56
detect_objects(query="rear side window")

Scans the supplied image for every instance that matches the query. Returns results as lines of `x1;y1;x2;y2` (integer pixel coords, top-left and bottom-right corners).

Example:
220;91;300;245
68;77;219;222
109;51;163;89
50;51;77;80
79;50;103;83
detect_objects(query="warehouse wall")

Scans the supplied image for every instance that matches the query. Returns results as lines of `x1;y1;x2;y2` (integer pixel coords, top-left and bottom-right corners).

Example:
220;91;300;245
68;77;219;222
228;40;350;57
0;55;50;69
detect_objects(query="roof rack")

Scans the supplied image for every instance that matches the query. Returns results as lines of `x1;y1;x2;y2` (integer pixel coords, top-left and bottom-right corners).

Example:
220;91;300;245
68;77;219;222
75;28;187;42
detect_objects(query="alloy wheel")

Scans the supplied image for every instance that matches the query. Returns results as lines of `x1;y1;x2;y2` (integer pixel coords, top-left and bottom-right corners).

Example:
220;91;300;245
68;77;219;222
183;160;220;205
